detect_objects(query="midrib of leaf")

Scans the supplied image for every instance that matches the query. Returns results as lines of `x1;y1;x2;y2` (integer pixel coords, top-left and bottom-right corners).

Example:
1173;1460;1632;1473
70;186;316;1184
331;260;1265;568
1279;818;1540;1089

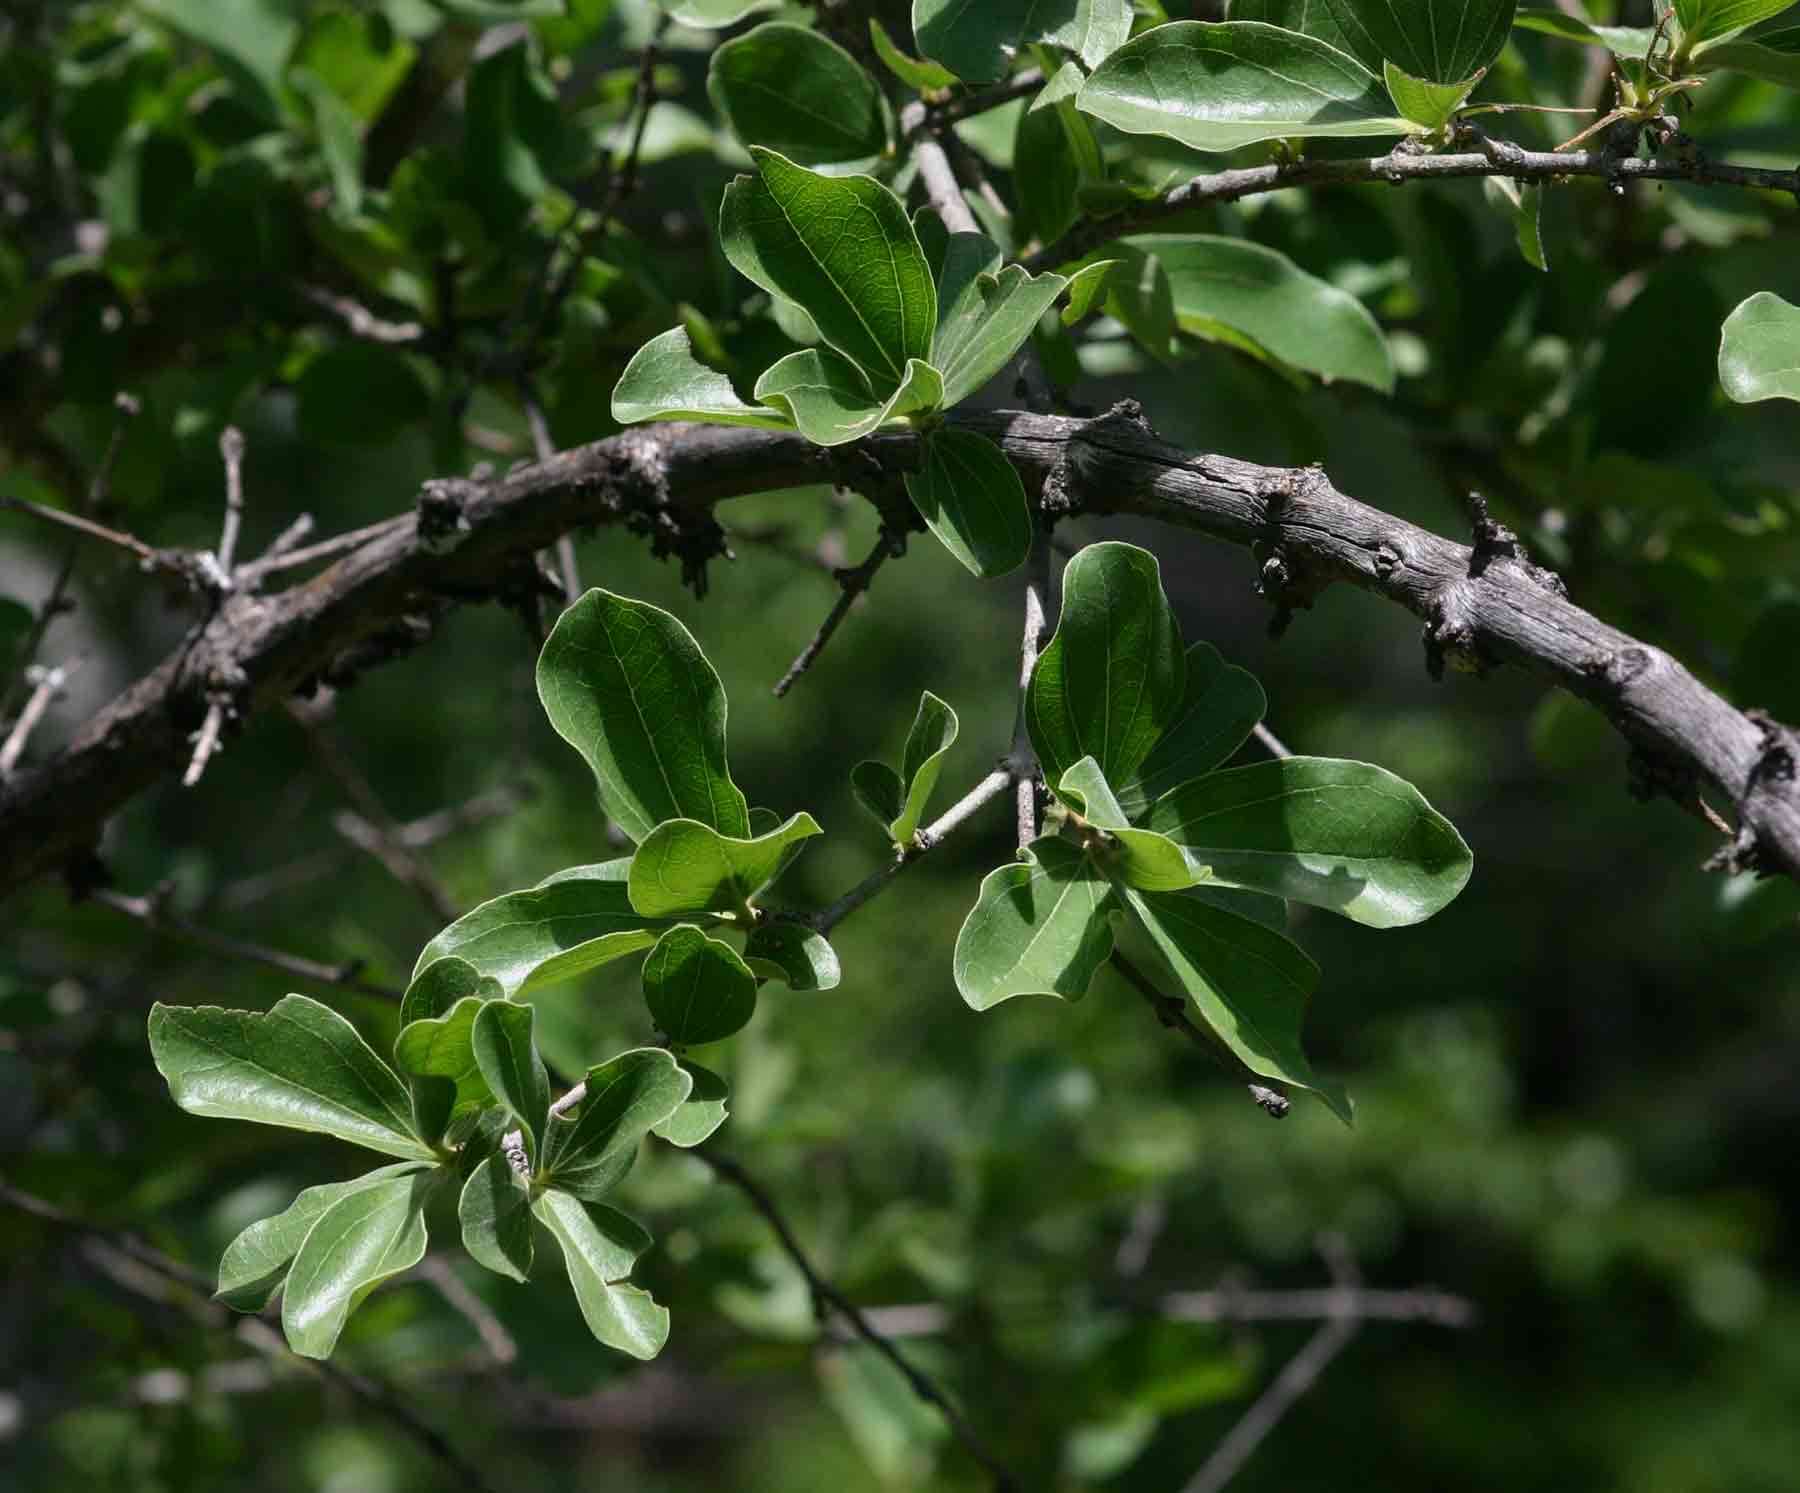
283;1186;413;1322
991;862;1090;986
1164;783;1418;852
765;177;908;385
730;78;869;147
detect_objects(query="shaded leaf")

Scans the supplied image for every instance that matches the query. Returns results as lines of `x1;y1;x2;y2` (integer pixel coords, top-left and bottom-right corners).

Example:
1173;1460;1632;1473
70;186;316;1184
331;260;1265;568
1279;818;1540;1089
401;955;502;1028
628;812;823;919
852;759;906;831
1682;0;1798;46
743;921;842;990
1693;26;1800;86
541;1049;693;1200
1115;642;1267;819
709;23;887;164
642;924;759;1044
538;588;750;843
904;428;1033;580
914;0;1135;82
472;1000;551;1158
393;996;496;1114
1062;259;1120;324
458;1153;534;1282
954;837;1116;1010
1719;292;1800;404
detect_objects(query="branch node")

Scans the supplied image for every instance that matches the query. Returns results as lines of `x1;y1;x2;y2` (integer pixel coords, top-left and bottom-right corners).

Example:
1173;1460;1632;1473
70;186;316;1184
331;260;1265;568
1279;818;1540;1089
416;478;479;553
1464;491;1565;594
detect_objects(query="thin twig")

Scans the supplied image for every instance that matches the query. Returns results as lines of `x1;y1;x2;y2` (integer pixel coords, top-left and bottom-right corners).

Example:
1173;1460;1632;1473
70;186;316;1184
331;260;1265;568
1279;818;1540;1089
1252;722;1293;759
1160;1284;1473;1328
0;660;74;779
215;426;246;576
1179;1239;1364;1493
519;379;580;604
813;767;1012;932
919;70;1044;130
698;1147;1020;1492
0;1181;500;1493
182;428;250;789
235;516;410;587
1012;533;1052;849
416;1255;518;1366
301;284;425;345
1109;950;1291;1117
89;886;403;1001
773;529;899;697
0;493;184;574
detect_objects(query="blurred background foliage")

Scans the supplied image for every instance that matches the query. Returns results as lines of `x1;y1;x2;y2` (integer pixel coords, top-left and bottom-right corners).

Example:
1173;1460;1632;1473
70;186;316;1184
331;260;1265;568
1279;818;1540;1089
2;0;1798;1489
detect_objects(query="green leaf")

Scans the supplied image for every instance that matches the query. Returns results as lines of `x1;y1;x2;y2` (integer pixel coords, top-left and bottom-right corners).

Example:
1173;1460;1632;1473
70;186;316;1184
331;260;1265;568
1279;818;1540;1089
1013;63;1103;248
642;924;759;1044
1115;642;1267;819
1509;8;1655;58
1056;757;1206;892
281;1171;434;1358
720;149;936;393
1485;177;1547;272
215;1163;429;1311
1119;887;1350;1122
472;1000;551;1158
930;233;1069;407
904;428;1034;580
538;588;751;843
743;922;842;990
1693;27;1800;85
612;326;795;430
139;0;300;119
1077;23;1419;155
651;1060;731;1147
628;812;823;919
1683;0;1798;46
540;1049;693;1200
661;0;777;23
1115;235;1396;393
533;1190;667;1358
1145;757;1473;927
149;996;431;1162
1303;0;1516;81
914;0;1136;82
892;691;959;844
458;1153;534;1282
1383;61;1480;131
1720;293;1800;403
1062;260;1120;324
954;837;1117;1010
870;17;959;90
413;861;679;998
1226;0;1378;67
1028;541;1186;787
708;23;887;165
754;348;943;446
852;760;906;830
393;996;496;1114
401;955;502;1027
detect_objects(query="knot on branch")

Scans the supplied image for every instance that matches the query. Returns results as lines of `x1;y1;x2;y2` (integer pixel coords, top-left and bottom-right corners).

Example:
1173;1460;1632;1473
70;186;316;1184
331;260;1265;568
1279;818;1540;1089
1252;466;1329;637
1707;710;1800;875
607;428;728;596
416;478;479;553
1465;492;1565;594
1423;587;1488;680
1040;448;1079;521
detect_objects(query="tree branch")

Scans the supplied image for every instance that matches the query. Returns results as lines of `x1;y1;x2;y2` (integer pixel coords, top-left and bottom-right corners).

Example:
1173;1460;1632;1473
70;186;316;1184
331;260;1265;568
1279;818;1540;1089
1023;141;1800;271
3;408;1795;897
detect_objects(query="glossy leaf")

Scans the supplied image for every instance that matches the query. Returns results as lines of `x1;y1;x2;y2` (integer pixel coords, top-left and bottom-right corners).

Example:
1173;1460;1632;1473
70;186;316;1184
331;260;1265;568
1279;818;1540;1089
458;1153;533;1282
149;996;430;1162
1115;235;1396;393
538;588;750;843
1719;293;1800;403
708;23;887;165
1056;757;1206;892
651;1061;731;1147
628;812;823;919
414;861;678;998
954;837;1117;1010
914;0;1135;82
870;17;958;90
401;955;501;1027
533;1190;667;1358
1681;0;1798;45
642;924;759;1044
393;996;495;1113
1120;886;1350;1123
1146;757;1473;927
1693;25;1800;86
1115;643;1267;819
281;1171;433;1358
1226;0;1376;66
612;326;794;430
1013;63;1102;248
893;691;960;844
743;921;842;990
1028;541;1185;787
1077;23;1419;155
721;149;936;392
215;1163;428;1312
1383;61;1480;131
540;1049;693;1200
904;428;1034;580
754;347;943;446
1321;0;1515;82
472;1000;551;1159
1509;8;1655;57
661;0;778;23
930;233;1069;407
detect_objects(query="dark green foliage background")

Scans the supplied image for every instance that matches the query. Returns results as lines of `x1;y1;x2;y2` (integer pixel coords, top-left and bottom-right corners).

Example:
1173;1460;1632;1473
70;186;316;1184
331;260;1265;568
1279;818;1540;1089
3;0;1799;1488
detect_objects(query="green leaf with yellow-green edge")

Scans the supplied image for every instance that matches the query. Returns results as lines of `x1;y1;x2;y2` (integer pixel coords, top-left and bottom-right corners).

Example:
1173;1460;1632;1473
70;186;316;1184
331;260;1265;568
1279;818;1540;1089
540;1049;693;1200
1383;61;1480;132
533;1189;667;1358
721;149;936;393
904;428;1033;580
1077;23;1419;154
708;23;888;165
743;921;842;990
1145;757;1473;927
954;837;1117;1010
1028;542;1186;788
458;1153;534;1282
651;1060;731;1147
642;924;759;1045
1115;642;1267;820
280;1170;434;1358
215;1162;430;1312
611;326;795;430
628;812;823;919
1056;757;1206;892
930;233;1069;407
538;588;751;843
1119;886;1351;1123
870;16;958;90
1720;293;1800;403
413;861;685;998
149;996;432;1162
753;348;942;446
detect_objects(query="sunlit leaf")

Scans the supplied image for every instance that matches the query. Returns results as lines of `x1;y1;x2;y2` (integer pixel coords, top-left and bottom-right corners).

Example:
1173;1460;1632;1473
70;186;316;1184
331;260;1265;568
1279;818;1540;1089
628;812;823;919
281;1171;434;1358
904;428;1033;579
954;837;1116;1009
612;326;795;429
1719;292;1800;404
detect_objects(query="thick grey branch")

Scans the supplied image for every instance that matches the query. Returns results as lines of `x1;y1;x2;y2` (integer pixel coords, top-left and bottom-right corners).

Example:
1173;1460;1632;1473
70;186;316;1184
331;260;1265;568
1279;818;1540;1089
2;410;1795;897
